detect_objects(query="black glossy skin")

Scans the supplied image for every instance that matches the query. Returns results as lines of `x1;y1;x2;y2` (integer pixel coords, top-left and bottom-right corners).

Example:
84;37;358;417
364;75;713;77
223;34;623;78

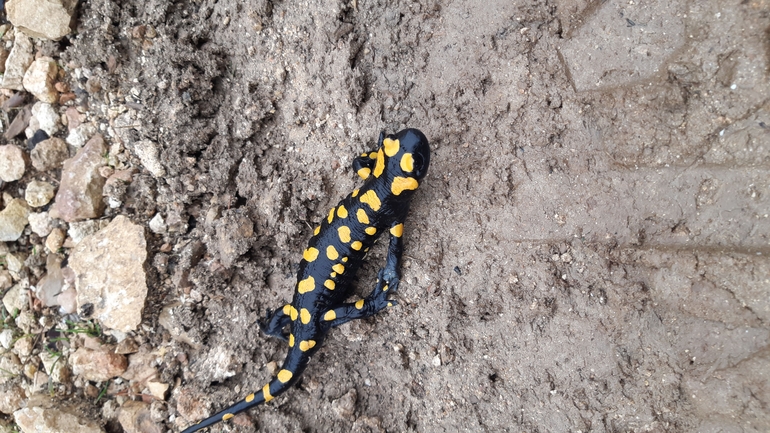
181;128;430;433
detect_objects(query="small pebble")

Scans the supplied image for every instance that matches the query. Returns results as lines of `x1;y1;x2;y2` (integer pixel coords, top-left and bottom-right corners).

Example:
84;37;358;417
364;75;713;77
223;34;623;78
25;180;56;207
0;145;26;182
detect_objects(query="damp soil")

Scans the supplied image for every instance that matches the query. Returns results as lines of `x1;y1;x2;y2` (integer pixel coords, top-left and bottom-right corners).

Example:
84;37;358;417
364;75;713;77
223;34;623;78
40;0;770;431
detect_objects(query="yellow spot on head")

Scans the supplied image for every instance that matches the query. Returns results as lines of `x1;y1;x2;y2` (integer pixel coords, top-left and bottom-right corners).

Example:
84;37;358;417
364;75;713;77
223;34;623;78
326;245;339;260
300;308;311;324
314;226;321;236
327;208;335;224
351;241;363;250
357;167;371;179
373;149;385;178
289;334;295;347
360;190;382;211
324;310;337;321
365;227;376;235
383;138;400;157
400;153;414;172
223;413;234;421
332;263;345;274
361;152;368;157
356;208;369;224
352;189;359;197
355;299;365;310
324;279;335;290
246;393;255;403
299;340;317;352
303;247;319;262
337;205;348;218
298;276;315;294
391;176;419;195
277;369;293;383
263;384;273;402
390;223;403;238
338;226;351;243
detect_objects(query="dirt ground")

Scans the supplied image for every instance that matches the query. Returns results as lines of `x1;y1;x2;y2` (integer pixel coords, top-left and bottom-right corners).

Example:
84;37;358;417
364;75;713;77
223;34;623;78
7;0;770;431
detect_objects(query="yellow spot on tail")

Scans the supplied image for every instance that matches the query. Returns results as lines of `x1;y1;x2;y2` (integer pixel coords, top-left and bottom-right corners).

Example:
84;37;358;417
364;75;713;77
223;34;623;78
342;256;348;262
352;189;359;197
299;340;317;351
338;226;351;243
287;306;298;321
332;263;345;274
324;310;337;321
383;138;400;157
289;334;295;347
391;176;418;195
300;308;311;324
390;223;403;237
324;279;335;290
400;153;414;172
365;227;376;236
223;413;234;421
327;208;335;224
351;241;362;250
355;299;365;309
263;384;274;402
383;285;389;292
314;226;321;236
303;247;319;262
297;276;315;294
277;369;293;383
326;245;339;260
360;190;381;211
330;272;337;278
246;393;255;403
357;167;371;179
337;205;348;218
373;149;385;178
356;208;369;224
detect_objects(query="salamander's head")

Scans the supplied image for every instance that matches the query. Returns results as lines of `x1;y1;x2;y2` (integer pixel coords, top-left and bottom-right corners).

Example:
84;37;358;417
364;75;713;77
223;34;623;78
392;128;430;181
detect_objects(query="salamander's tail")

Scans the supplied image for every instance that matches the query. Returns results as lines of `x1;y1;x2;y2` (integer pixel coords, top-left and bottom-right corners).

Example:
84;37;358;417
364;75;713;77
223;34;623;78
180;351;306;433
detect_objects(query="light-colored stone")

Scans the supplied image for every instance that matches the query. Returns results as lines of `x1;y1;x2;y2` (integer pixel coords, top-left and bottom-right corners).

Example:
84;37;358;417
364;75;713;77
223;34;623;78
0;330;13;350
27;212;54;237
66;124;96;148
1;30;33;90
14;406;105;433
0;271;11;291
1;284;26;316
30;137;69;171
0;199;29;242
40;350;70;383
0;385;25;415
22;57;58;104
118;400;162;433
146;381;169;401
69;347;127;381
45;227;65;252
0;145;25;182
3;253;24;277
148;213;165;234
68;219;108;245
6;0;75;41
25;102;60;138
132;140;165;177
51;135;107;223
24;181;56;208
69;216;147;332
0;354;22;384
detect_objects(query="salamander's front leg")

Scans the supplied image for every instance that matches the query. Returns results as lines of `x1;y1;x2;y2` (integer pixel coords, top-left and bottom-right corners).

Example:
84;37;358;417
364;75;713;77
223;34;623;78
258;304;294;341
352;131;385;180
381;222;405;287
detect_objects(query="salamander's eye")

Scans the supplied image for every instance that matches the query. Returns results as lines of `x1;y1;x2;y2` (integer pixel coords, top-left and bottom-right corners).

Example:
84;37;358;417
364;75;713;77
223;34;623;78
412;153;426;178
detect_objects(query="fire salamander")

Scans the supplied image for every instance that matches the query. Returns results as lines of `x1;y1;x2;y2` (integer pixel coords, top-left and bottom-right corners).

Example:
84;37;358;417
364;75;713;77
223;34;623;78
181;128;430;432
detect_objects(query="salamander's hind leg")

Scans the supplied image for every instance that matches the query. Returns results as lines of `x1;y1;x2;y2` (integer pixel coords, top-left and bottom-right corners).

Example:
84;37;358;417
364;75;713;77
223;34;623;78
258;304;293;341
321;272;398;329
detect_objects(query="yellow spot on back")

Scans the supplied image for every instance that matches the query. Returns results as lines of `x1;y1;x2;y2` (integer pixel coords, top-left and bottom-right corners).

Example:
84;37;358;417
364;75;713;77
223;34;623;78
390;223;403;238
289;334;295;347
277;369;293;383
332;263;345;274
338;226;351;243
357;167;371;180
263;384;273;402
337;205;348;218
314;226;321;236
400;153;414;172
303;247;319;262
355;299;365;309
383;138;400;157
365;227;376;235
326;245;339;260
223;413;234;421
298;276;315;294
352;189;359;197
342;256;348;262
356;208;369;224
324;279;335;290
373;149;385;178
300;308;311;324
246;393;255;403
282;304;292;316
324;310;337;321
391;176;419;195
360;190;381;211
299;340;317;352
368;152;377;159
327;208;334;224
351;241;363;250
287;306;298;321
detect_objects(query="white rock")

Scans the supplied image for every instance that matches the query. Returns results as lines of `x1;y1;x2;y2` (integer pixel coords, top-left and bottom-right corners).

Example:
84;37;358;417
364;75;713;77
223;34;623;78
133;140;165;177
1;284;27;316
27;212;54;237
14;406;105;433
1;30;33;91
25;102;60;138
0;145;25;182
0;330;13;350
0;199;29;242
66;124;96;148
24;180;56;207
22;57;58;104
68;219;108;245
148;213;166;234
6;0;74;41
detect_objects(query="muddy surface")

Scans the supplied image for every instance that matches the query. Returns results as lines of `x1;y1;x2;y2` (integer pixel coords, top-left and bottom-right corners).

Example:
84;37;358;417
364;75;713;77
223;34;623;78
10;0;770;431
